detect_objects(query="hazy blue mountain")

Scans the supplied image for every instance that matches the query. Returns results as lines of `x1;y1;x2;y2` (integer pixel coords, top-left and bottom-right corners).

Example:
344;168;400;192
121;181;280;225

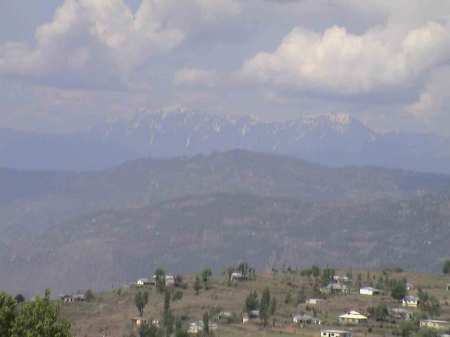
0;128;137;171
1;151;450;294
3;112;450;173
1;150;449;235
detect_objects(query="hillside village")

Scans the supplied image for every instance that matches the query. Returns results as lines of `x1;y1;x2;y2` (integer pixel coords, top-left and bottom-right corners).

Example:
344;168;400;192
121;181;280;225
3;263;450;337
50;262;450;337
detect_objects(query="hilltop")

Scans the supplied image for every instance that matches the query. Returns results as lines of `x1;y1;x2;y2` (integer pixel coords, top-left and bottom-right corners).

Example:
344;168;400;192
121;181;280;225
58;268;450;337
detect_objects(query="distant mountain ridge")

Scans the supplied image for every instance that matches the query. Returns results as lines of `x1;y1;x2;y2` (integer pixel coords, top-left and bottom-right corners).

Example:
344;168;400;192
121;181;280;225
90;111;376;161
2;111;450;173
1;150;450;295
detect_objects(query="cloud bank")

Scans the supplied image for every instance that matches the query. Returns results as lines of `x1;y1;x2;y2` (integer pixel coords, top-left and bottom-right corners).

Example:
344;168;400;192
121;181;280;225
0;0;449;135
241;22;450;95
0;0;240;88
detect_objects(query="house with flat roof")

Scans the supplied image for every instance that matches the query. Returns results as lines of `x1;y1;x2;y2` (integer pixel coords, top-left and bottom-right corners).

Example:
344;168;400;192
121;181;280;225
419;320;450;331
306;298;324;305
136;278;151;286
321;329;352;337
360;287;381;296
131;317;148;328
338;311;368;325
293;314;321;326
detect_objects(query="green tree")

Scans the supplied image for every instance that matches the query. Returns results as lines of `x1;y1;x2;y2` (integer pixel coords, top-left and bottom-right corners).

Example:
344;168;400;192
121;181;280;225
418;288;440;316
346;269;353;281
14;294;25;304
201;268;212;290
296;287;306;306
270;297;277;316
311;265;320;278
391;279;407;300
244;290;259;313
238;263;249;279
284;291;292;304
224;266;234;286
175;319;189;337
259;288;272;327
172;290;183;302
163;289;174;336
139;322;161;337
174;275;184;288
194;275;202;295
415;328;439;337
321;267;335;286
0;292;17;337
356;273;363;288
154;268;166;293
249;267;256;281
368;303;389;321
135;291;149;317
10;289;72;337
443;260;450;275
202;311;210;337
398;320;419;337
84;289;95;302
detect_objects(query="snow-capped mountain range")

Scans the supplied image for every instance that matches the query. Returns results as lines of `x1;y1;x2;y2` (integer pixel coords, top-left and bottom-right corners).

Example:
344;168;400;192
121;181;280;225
90;111;375;159
2;111;450;173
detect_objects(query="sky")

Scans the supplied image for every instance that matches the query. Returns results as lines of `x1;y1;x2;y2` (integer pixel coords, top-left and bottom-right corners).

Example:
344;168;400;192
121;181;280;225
0;0;449;135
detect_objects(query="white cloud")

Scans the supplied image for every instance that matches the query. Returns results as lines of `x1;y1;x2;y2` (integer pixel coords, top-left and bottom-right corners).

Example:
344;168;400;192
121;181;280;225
241;21;450;95
174;67;219;87
0;0;240;89
407;66;450;119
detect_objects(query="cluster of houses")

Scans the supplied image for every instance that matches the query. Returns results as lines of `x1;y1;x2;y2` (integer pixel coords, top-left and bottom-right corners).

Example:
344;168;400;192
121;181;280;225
127;271;450;337
290;276;449;337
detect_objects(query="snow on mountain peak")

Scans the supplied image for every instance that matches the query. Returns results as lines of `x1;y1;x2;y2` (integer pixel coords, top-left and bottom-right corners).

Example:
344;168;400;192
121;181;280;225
328;113;352;125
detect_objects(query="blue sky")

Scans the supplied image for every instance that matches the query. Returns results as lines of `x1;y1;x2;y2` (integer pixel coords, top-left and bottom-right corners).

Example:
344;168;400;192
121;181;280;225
0;0;449;134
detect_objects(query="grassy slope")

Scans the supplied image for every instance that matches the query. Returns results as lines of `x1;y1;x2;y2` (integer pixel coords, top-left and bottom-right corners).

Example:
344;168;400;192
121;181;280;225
60;270;450;337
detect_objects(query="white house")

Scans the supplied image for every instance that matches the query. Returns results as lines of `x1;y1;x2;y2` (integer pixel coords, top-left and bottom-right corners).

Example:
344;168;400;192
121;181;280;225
165;274;175;287
306;298;324;305
338;311;368;325
402;296;419;308
359;287;381;296
187;321;218;335
293;314;321;325
136;278;151;286
321;329;352;337
231;272;245;281
131;317;148;328
419;320;450;331
60;293;86;303
321;283;350;295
